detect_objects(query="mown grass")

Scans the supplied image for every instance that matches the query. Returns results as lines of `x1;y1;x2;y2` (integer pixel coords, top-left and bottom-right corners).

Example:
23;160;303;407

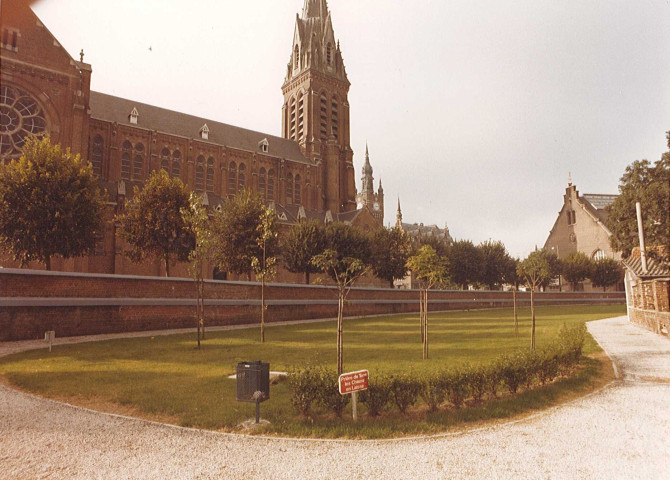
0;304;624;438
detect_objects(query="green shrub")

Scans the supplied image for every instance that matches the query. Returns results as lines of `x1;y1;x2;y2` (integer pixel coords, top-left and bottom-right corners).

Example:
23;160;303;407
441;367;470;409
485;361;503;398
287;365;322;416
419;372;446;412
389;373;422;414
538;347;560;385
556;324;587;372
466;365;488;403
521;349;541;389
499;352;528;394
360;374;392;417
314;367;349;417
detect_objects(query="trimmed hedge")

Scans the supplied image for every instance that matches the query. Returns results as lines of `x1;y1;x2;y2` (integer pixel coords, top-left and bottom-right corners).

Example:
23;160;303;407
288;324;587;418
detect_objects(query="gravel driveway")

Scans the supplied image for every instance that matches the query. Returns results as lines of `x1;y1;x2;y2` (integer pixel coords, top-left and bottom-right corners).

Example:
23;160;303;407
1;315;669;480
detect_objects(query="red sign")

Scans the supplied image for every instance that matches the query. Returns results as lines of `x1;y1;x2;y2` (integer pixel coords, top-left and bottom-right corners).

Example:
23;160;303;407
338;370;369;395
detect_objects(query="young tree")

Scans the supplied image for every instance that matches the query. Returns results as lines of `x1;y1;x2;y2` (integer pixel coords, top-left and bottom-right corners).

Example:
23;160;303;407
605;132;669;258
447;239;485;290
504;256;521;336
561;252;593;291
311;222;371;375
181;193;214;348
536;249;562;290
406;245;448;360
211;190;278;281
117;170;194;277
251;206;278;343
0;136;104;270
370;226;412;288
282;219;326;284
589;257;623;292
479;239;514;290
518;250;554;350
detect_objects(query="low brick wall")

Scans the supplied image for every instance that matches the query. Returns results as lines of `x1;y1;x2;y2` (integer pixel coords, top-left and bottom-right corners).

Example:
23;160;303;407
0;268;625;341
628;308;670;336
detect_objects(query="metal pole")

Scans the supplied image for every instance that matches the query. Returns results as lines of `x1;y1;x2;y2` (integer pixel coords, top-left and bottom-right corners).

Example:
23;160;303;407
352;391;358;421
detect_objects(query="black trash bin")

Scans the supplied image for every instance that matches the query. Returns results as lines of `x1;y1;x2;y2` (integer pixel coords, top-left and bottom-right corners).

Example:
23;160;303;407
236;360;270;403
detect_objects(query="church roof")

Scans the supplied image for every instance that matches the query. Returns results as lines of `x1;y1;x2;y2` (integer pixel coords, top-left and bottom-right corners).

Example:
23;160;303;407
581;193;618;223
89;92;311;165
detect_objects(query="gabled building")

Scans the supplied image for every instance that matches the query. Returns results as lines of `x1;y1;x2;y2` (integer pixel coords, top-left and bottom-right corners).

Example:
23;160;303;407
543;177;622;291
0;0;384;279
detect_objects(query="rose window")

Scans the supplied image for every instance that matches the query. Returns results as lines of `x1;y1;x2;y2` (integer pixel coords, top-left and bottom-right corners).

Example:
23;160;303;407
0;85;47;158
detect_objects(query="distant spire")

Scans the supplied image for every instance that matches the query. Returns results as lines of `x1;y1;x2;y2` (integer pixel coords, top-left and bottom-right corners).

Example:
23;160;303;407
568;171;573;186
395;197;403;228
302;0;329;19
80;49;84;62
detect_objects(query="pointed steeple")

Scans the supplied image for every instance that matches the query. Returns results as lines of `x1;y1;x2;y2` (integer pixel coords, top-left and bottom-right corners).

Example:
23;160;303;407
396;197;403;229
302;0;329;20
361;144;374;193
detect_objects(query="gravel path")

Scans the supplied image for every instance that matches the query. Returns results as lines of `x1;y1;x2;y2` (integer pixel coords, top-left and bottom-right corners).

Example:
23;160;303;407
1;316;669;480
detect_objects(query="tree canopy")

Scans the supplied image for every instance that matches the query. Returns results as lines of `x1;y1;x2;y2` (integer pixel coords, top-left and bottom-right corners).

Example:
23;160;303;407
317;222;371;284
561;252;593;290
478;239;515;290
210;189;278;280
282;219;327;284
370;226;412;288
117;169;194;277
0;136;104;270
605;132;669;258
447;240;485;290
589;257;623;292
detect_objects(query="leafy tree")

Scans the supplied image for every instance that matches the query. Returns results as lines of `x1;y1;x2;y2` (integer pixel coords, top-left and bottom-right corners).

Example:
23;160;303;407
447;239;485;290
210;189;278;280
561;252;594;291
417;233;450;258
181;193;214;348
251;206;278;343
479;239;515;290
370;226;412;288
605;132;670;259
518;250;554;350
504;256;521;336
0;136;104;270
589;257;623;292
311;222;371;375
536;249;561;290
117;169;194;277
406;245;449;360
282;219;326;284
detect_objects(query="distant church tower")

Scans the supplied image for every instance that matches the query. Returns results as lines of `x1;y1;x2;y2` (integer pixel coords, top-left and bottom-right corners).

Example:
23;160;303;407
355;145;384;224
282;0;356;214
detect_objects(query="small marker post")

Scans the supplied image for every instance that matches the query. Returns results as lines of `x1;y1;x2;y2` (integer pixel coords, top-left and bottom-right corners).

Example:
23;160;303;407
352;391;358;421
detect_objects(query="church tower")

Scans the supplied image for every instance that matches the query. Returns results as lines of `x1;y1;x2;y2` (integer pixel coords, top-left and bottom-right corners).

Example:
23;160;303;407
355;145;384;224
282;0;355;213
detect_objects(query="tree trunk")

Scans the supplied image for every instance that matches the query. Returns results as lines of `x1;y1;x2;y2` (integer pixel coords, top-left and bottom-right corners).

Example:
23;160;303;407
260;275;265;343
195;277;201;349
530;287;536;350
164;254;170;277
419;289;424;346
513;288;519;336
45;256;51;271
305;271;310;285
199;277;205;340
423;289;429;360
389;279;394;289
337;291;344;376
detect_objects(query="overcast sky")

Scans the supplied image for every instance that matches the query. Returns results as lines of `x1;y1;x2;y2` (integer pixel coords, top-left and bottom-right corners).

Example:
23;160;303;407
32;0;670;258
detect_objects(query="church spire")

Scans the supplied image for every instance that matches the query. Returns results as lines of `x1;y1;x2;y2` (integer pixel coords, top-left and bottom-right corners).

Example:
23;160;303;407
396;197;403;229
302;0;329;19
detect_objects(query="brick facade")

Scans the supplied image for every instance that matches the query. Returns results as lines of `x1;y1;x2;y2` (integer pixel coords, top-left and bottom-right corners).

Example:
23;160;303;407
0;269;625;341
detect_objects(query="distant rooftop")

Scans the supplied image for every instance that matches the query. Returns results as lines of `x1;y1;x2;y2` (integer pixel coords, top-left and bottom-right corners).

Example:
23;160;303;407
582;194;617;210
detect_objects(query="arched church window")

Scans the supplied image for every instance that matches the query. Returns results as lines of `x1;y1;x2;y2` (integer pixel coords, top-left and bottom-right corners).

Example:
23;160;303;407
121;140;132;180
286;173;294;204
206;157;214;192
297;94;304;141
319;94;328;140
91;135;104;176
326;43;332;64
267;169;275;201
160;148;170;173
133;143;144;180
171;150;181;178
228;161;237;196
195;155;205;191
289;98;297;140
294;174;301;205
592;249;606;261
0;85;47;159
237;163;246;192
331;97;339;140
259;167;267;202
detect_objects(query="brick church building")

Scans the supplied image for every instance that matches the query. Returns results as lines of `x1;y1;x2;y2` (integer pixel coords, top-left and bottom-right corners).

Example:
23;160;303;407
0;0;383;279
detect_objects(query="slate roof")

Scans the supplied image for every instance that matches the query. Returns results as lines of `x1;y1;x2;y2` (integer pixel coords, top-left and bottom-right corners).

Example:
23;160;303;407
623;255;670;278
580;193;617;223
89;92;311;165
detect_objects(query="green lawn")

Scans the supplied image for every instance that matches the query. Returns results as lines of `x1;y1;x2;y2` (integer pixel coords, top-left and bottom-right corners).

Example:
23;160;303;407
0;304;625;438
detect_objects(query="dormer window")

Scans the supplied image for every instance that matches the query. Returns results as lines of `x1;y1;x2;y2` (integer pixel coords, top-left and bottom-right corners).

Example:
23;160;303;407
129;107;139;125
199;123;209;140
258;138;269;153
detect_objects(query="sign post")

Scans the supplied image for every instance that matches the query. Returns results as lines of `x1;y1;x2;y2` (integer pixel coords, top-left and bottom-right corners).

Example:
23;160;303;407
338;369;369;421
44;331;55;352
